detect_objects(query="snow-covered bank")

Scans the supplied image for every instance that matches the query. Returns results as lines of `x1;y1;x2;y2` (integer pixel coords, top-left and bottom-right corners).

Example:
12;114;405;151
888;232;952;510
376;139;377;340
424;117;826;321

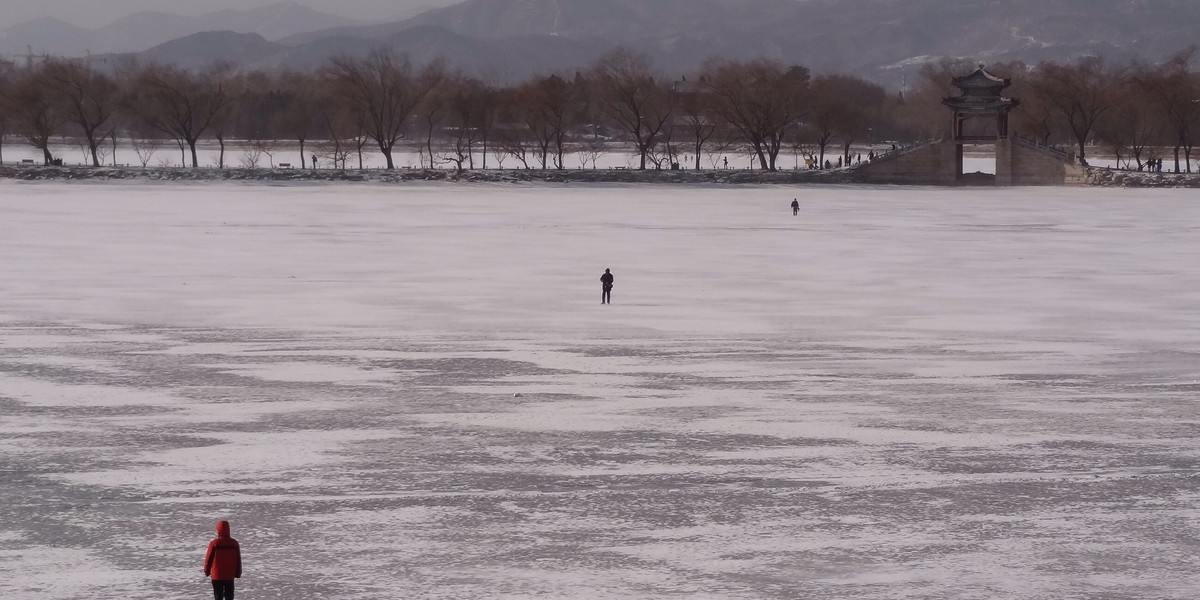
0;164;860;184
1087;168;1200;188
6;163;1200;186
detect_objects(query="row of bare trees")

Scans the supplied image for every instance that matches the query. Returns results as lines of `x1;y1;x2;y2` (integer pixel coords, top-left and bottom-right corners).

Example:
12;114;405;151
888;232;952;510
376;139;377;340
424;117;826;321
0;47;1198;172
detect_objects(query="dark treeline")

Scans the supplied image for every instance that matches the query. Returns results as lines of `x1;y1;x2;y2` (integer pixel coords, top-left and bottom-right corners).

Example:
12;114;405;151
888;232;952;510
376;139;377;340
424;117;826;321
0;46;1197;172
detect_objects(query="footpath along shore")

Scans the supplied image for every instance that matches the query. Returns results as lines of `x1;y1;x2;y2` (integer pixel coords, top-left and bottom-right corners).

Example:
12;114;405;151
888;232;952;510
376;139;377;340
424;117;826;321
1;163;1198;187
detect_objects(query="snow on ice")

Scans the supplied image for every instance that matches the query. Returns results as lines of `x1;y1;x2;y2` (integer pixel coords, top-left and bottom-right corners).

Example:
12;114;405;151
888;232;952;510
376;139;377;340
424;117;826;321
1;181;1199;599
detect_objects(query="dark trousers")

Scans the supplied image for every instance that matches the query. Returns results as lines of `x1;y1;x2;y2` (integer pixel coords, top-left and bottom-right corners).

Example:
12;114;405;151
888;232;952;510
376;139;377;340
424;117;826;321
602;286;612;304
212;579;235;600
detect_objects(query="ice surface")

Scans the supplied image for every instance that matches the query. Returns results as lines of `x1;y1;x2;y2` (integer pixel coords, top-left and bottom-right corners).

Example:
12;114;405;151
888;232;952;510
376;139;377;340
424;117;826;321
1;181;1199;599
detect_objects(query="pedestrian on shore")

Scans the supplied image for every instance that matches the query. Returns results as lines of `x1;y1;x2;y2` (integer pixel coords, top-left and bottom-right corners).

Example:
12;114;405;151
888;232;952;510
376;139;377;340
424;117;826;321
600;268;614;304
203;520;242;600
791;198;799;215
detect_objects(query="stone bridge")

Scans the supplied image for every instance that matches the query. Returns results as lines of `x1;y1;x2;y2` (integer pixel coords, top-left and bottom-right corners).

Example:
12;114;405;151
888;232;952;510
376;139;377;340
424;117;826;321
856;136;1089;186
855;65;1089;186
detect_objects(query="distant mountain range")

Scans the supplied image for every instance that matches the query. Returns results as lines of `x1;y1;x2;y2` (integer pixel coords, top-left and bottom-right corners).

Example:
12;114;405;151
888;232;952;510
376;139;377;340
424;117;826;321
6;0;1200;86
0;1;370;57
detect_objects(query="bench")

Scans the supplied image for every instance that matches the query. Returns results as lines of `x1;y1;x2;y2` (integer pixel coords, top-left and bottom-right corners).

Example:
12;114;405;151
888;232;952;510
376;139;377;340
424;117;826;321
278;163;292;169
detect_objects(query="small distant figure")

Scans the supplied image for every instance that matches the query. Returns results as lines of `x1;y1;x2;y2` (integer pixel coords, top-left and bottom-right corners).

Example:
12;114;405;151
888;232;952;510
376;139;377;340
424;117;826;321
723;156;728;170
204;520;242;600
791;198;799;216
600;268;614;304
311;154;317;169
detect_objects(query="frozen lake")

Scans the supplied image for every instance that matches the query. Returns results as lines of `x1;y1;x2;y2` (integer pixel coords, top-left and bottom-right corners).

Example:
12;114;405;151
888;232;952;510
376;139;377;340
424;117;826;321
1;182;1199;599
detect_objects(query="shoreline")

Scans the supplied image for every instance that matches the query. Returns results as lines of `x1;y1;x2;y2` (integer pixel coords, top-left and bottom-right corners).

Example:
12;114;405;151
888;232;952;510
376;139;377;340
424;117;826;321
2;164;1198;187
0;164;861;185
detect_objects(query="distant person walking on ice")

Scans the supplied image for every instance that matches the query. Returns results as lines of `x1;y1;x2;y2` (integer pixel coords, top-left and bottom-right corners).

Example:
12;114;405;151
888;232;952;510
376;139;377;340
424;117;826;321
600;268;614;304
203;520;242;600
791;198;799;215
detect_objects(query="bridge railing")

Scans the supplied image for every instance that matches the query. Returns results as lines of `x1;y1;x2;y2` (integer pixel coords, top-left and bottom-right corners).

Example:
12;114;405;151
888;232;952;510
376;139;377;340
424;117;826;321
865;137;945;163
1011;134;1076;163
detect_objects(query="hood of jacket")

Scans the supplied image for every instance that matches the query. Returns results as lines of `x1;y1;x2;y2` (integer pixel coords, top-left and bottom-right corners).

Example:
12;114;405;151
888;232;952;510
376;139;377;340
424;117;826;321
215;520;231;538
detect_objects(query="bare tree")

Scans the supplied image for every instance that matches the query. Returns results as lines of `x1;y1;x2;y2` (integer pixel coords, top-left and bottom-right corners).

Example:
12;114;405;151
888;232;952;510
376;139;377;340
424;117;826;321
313;76;363;169
590;48;674;170
3;64;66;165
271;71;323;169
700;58;809;171
510;73;582;169
0;58;15;164
439;74;493;172
811;74;886;165
419;78;449;170
131;131;163;167
1027;57;1112;165
239;145;263;169
806;75;852;166
326;52;439;169
492;87;531;168
127;63;231;167
577;135;606;169
674;77;721;170
494;125;532;169
1136;48;1200;172
1097;68;1166;170
42;59;118;167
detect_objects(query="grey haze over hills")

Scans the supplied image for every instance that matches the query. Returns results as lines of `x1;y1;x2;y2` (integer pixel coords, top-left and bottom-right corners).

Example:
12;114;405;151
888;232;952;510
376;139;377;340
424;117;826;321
8;0;1200;86
0;2;377;57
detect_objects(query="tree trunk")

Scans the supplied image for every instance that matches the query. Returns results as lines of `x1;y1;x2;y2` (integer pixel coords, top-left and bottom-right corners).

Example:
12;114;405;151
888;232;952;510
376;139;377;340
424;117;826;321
426;127;435;169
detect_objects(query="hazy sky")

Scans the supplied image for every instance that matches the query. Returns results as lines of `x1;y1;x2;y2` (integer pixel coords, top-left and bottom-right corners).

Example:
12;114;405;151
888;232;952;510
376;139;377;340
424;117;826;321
0;0;460;30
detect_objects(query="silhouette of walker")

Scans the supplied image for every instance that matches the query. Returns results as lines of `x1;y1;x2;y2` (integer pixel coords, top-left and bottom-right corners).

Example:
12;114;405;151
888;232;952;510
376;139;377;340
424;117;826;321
791;198;799;215
203;520;242;600
600;268;614;304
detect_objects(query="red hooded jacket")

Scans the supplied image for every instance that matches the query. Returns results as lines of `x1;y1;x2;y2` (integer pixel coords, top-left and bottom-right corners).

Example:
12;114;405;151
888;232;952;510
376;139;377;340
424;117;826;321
203;520;242;580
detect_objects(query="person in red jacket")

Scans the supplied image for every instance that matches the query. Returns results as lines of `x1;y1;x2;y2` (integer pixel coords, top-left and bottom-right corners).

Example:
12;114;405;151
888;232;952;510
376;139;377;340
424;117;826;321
203;520;242;600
